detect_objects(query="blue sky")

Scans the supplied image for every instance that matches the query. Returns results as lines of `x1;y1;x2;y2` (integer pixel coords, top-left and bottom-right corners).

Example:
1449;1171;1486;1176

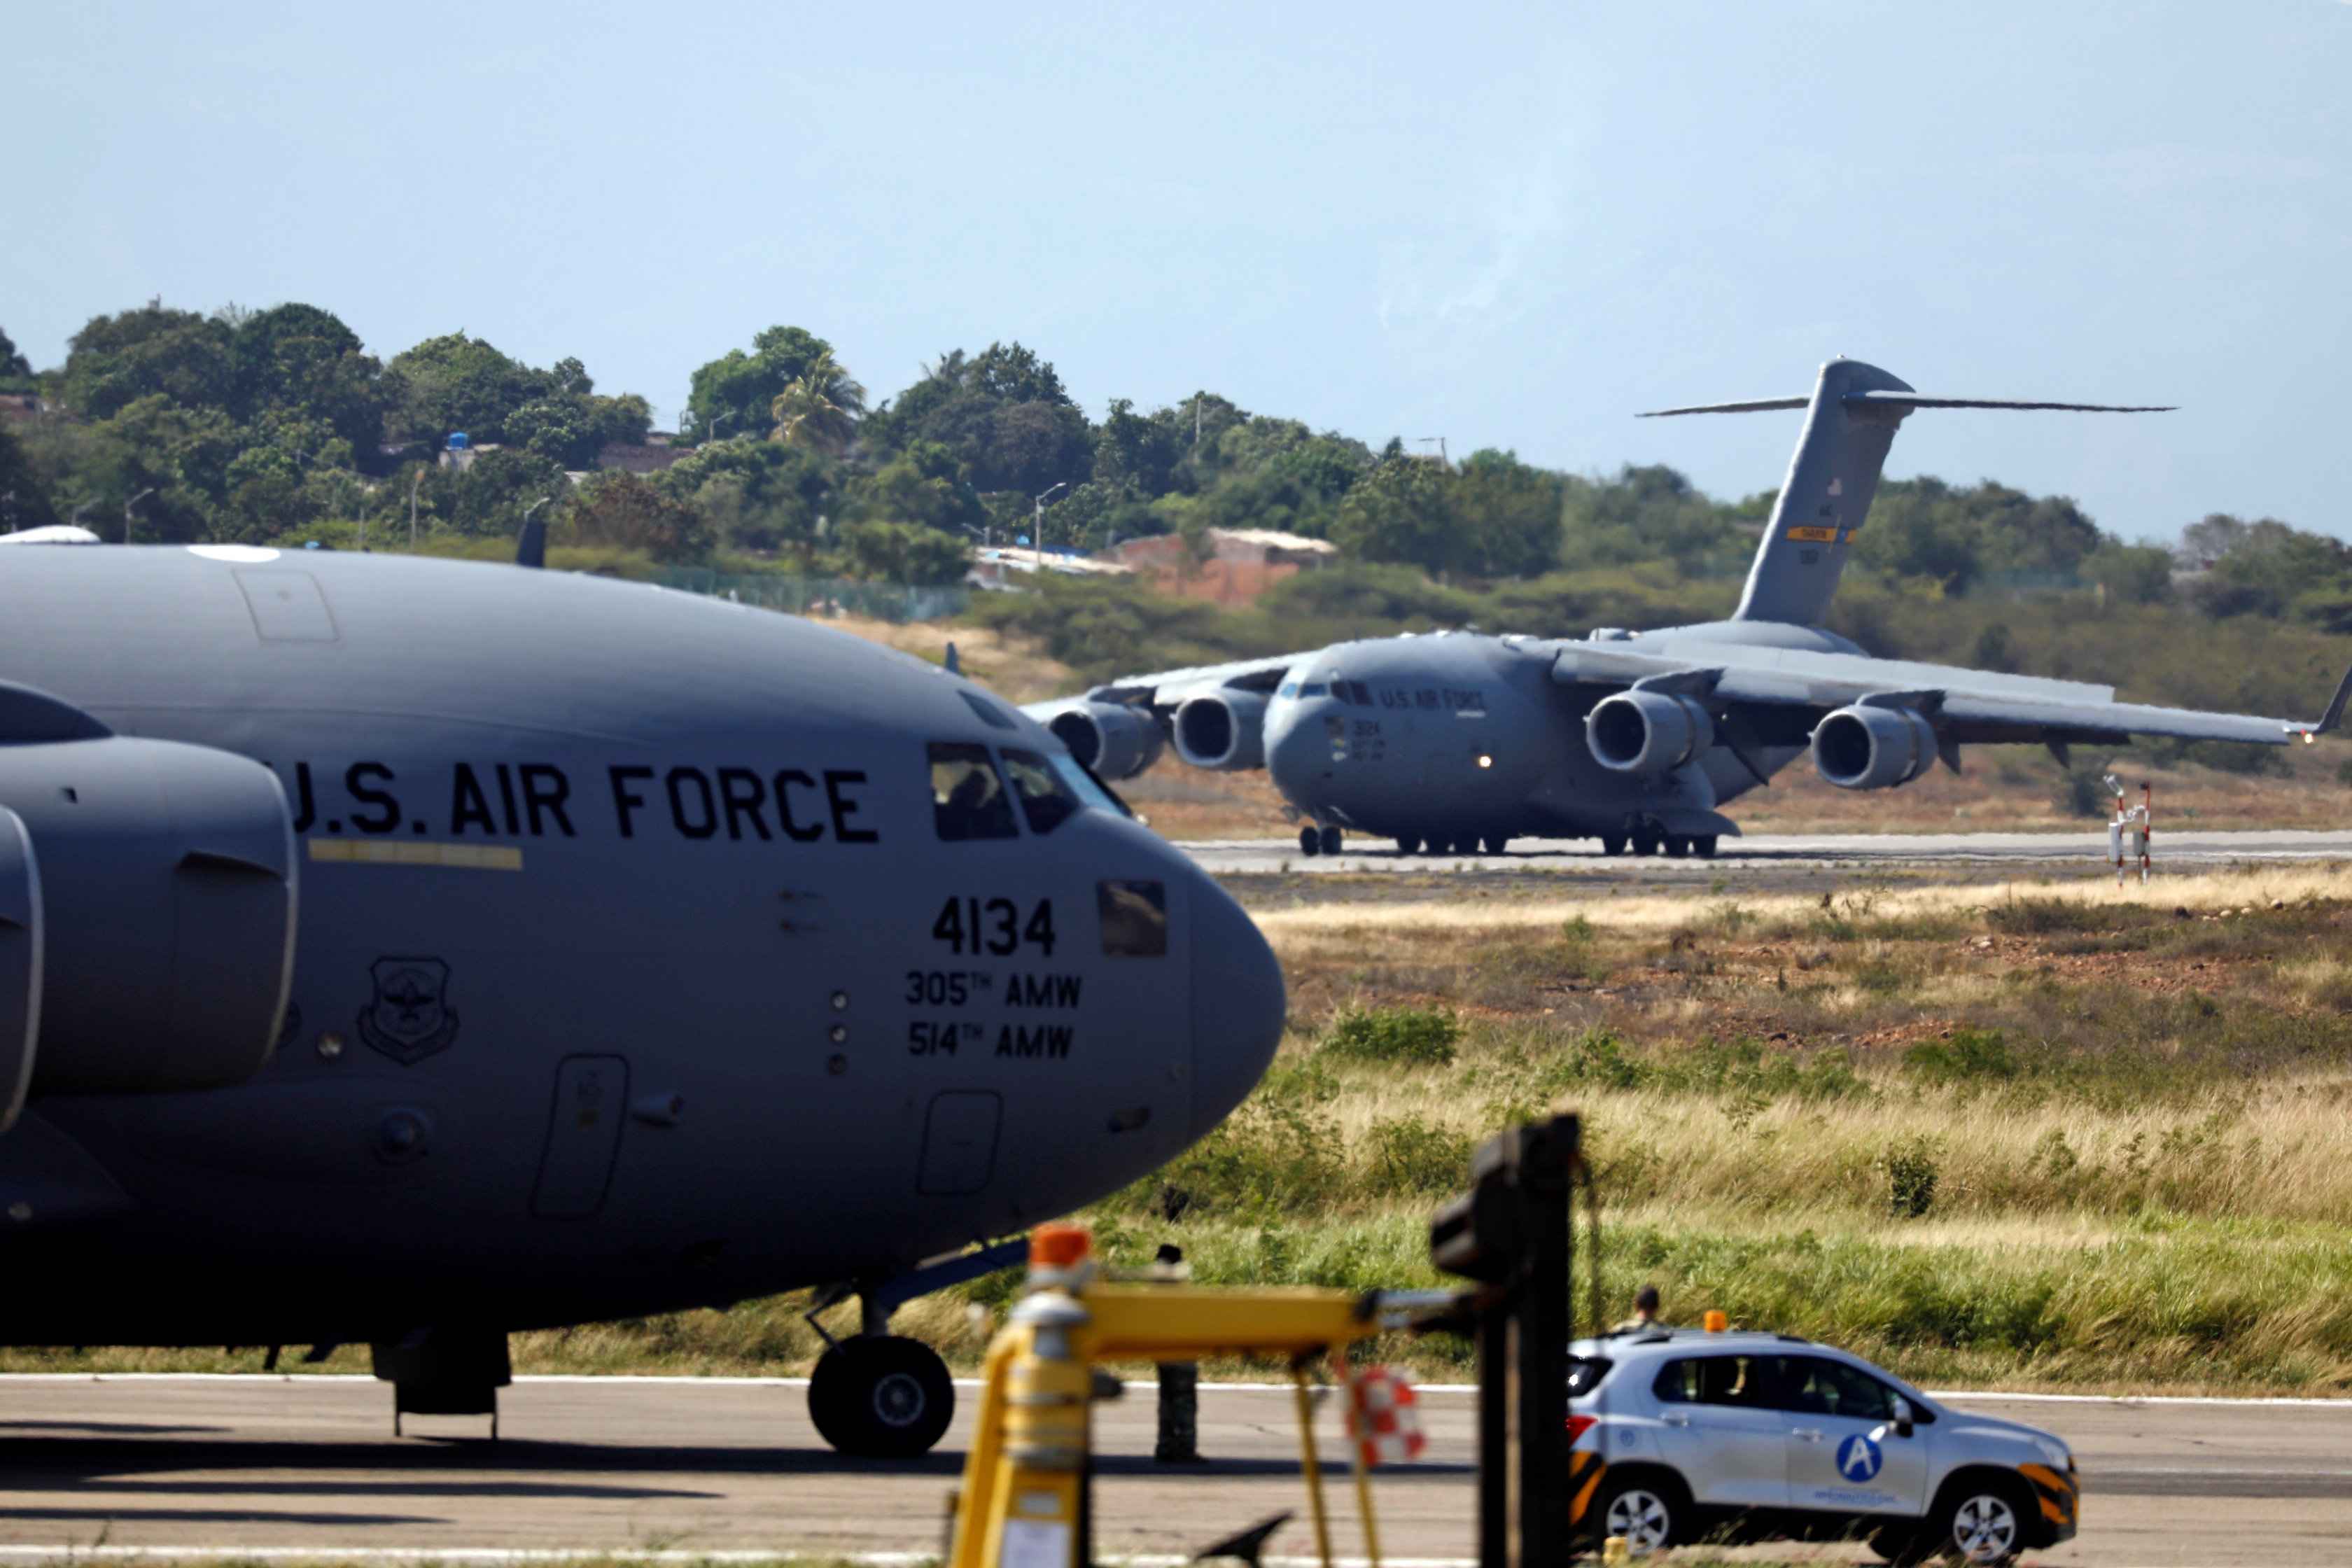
5;1;2347;542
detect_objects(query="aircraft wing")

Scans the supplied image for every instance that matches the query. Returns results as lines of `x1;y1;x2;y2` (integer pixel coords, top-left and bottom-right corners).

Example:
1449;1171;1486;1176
1046;653;1301;710
1552;640;2352;750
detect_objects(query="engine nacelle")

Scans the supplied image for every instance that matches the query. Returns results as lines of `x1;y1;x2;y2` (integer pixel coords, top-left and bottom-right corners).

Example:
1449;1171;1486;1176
1586;690;1713;774
1811;704;1937;790
1172;689;1269;771
0;720;296;1100
1042;701;1165;780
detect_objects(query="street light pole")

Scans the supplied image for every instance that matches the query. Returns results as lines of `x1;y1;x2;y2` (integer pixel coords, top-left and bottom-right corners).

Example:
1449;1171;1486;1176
122;486;155;545
1033;481;1068;548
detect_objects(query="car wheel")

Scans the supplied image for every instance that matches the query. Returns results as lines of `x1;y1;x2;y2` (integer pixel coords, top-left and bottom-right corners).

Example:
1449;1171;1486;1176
1395;835;1420;855
807;1337;955;1458
1319;826;1343;855
1928;1476;2030;1565
1593;1472;1682;1555
1298;826;1322;857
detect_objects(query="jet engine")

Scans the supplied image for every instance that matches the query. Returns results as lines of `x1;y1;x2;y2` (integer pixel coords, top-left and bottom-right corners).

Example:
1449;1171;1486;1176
1811;704;1937;790
1042;701;1165;781
1172;689;1269;771
1586;690;1713;774
0;685;295;1112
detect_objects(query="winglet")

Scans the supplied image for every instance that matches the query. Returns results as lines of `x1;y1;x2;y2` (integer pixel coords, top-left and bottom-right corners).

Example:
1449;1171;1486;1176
2297;656;2352;738
515;515;547;570
944;641;962;676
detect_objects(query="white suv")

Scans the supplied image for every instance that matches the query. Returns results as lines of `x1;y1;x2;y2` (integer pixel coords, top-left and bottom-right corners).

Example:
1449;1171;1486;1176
1564;1328;2078;1564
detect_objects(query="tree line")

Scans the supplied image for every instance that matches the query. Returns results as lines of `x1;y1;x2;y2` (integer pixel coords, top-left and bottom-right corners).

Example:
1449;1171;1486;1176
1;304;2344;633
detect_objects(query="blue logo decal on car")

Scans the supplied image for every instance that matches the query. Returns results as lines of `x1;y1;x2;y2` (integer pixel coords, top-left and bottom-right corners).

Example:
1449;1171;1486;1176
1836;1433;1884;1482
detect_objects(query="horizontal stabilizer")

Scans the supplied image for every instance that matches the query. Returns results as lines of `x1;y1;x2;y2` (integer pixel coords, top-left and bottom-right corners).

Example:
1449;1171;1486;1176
1642;392;2173;417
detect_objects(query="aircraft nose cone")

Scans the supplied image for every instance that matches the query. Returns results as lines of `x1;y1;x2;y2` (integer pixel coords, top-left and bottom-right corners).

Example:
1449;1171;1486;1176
1189;884;1284;1140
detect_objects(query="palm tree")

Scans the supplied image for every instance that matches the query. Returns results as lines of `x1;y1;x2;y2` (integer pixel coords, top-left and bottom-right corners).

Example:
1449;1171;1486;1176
770;349;867;454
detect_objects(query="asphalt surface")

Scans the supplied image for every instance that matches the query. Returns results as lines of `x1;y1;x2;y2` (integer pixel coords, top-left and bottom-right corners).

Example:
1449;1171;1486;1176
1183;829;2352;880
1;1376;2347;1564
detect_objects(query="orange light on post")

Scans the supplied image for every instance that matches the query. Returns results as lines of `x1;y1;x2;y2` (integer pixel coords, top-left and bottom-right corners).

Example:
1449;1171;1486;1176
1703;1310;1728;1334
1030;1224;1092;1268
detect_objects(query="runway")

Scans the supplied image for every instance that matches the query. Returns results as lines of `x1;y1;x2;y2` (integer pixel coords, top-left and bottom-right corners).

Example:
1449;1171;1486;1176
1182;828;2352;878
1;1376;2347;1565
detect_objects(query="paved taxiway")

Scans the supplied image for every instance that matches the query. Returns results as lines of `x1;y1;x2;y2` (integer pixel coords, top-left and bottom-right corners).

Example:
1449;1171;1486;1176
1183;829;2352;878
1;1376;2346;1564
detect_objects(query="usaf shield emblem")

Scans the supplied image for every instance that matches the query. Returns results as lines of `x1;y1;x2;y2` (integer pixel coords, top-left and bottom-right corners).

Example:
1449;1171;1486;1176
358;958;461;1065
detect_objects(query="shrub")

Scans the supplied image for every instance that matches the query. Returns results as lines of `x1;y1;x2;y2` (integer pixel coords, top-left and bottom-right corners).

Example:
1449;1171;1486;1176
1887;1138;1940;1218
1903;1027;2019;1084
1358;1114;1474;1197
1320;1006;1461;1067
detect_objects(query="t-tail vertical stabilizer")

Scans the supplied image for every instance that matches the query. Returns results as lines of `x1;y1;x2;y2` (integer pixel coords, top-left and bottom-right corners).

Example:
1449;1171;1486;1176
1640;358;2172;628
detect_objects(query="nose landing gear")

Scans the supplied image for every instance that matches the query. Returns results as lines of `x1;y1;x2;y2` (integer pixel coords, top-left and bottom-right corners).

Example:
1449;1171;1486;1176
1298;825;1344;856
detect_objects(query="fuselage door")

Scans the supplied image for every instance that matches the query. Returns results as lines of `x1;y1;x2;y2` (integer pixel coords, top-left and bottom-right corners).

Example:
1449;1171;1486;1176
532;1054;630;1219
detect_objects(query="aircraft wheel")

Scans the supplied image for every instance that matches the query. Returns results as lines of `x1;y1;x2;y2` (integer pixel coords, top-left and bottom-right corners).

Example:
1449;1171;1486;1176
1630;830;1662;857
1451;834;1478;856
1600;834;1627;857
1298;825;1321;857
1319;826;1343;855
1395;835;1421;855
1693;835;1719;859
1482;834;1508;856
1664;835;1690;859
808;1337;955;1458
1419;837;1446;856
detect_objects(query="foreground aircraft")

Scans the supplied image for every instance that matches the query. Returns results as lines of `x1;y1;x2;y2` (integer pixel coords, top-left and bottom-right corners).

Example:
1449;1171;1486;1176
1034;358;2352;857
0;541;1284;1457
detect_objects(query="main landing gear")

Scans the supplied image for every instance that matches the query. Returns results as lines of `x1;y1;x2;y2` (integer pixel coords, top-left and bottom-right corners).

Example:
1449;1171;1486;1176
804;1236;1028;1457
1603;822;1720;859
1298;824;1343;856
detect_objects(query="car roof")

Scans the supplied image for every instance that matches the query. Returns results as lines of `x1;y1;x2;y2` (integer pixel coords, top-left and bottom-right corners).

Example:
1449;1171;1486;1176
1571;1327;1821;1355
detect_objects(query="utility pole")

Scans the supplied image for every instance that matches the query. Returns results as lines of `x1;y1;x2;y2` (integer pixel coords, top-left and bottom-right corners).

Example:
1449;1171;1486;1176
410;467;425;551
122;486;155;545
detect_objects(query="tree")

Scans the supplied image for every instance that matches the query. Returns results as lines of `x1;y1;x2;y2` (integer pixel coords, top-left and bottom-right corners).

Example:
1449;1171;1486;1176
555;470;713;562
838;519;971;586
769;346;867;453
850;439;983;531
64;302;234;420
862;342;1095;496
1092;398;1180;496
0;423;58;532
228;302;385;465
382;333;547;449
0;326;33;391
651;437;844;556
683;326;833;446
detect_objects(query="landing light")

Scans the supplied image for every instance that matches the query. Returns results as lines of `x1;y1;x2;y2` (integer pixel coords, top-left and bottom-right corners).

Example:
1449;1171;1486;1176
1477;755;1492;769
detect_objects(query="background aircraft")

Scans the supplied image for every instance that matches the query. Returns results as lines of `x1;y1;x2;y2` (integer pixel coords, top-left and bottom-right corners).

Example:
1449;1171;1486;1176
0;541;1285;1457
1032;358;2352;858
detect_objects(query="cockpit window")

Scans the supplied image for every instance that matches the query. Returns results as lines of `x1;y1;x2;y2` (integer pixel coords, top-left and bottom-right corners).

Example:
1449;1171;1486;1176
1278;682;1300;699
1049;754;1127;817
1002;748;1082;835
929;742;1018;841
1300;682;1328;697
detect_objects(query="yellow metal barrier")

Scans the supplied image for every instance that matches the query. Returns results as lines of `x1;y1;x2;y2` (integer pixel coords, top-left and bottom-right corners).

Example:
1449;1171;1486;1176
948;1228;1392;1568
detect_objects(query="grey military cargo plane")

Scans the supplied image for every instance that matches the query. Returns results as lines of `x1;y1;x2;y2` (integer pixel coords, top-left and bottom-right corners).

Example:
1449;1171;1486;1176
0;540;1285;1457
1032;358;2352;858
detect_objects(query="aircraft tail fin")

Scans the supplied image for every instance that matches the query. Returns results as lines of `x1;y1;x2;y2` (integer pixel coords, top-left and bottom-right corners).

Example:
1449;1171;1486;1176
1641;359;2171;627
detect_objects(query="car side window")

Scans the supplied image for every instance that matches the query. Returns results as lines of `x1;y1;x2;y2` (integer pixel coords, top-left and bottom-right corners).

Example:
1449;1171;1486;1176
929;742;1018;841
1773;1356;1898;1420
1652;1354;1765;1407
1000;748;1080;835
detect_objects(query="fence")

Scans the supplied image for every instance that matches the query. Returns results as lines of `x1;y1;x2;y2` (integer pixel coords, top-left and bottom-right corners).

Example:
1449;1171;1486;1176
650;570;969;624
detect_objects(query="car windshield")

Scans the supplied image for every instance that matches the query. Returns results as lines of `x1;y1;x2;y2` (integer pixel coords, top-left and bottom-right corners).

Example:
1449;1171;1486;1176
930;742;1018;841
1002;748;1082;834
